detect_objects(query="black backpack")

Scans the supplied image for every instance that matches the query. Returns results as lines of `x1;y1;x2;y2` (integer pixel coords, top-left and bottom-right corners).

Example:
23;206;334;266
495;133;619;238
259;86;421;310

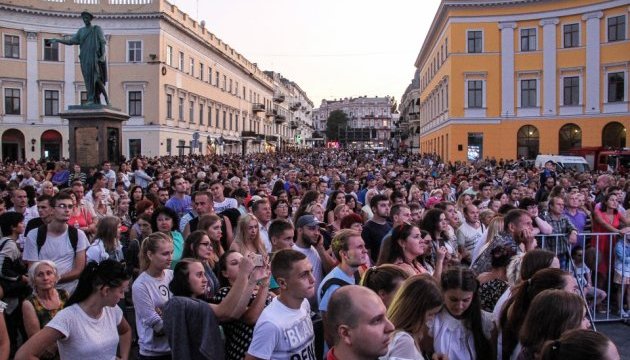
36;225;79;257
319;271;362;300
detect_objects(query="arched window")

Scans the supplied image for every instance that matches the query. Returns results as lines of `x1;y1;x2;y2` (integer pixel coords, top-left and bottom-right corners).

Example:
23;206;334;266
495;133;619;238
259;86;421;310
517;125;539;159
558;123;582;153
602;122;626;148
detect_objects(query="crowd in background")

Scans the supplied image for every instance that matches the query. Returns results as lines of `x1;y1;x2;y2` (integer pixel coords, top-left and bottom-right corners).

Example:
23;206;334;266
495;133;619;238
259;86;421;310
0;149;625;360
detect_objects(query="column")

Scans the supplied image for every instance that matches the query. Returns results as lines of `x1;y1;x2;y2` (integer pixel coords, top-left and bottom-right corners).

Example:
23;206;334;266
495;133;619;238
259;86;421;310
64;42;75;108
583;11;603;114
541;18;559;115
499;22;517;117
26;31;39;121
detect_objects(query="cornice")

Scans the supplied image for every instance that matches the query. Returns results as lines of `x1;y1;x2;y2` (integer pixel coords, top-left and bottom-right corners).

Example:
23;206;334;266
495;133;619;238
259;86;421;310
0;4;160;20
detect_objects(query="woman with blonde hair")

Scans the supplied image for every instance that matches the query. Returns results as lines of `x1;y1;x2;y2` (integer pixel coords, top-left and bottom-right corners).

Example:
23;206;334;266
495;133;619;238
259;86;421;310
331;204;351;233
229;214;266;258
39;181;56;197
86;216;124;264
382;274;444;360
305;202;325;222
132;232;174;360
471;215;504;266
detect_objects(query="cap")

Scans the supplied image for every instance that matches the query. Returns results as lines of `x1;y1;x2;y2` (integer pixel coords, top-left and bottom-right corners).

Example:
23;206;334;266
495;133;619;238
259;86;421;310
296;215;323;228
366;174;376;181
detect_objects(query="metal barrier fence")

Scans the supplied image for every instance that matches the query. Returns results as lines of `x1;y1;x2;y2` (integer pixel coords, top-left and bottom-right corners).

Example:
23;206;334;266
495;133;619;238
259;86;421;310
536;232;629;327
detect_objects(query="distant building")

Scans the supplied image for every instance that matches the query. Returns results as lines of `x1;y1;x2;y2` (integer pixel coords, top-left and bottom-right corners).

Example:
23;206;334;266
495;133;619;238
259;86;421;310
414;0;629;162
399;70;421;153
313;96;395;148
0;0;313;161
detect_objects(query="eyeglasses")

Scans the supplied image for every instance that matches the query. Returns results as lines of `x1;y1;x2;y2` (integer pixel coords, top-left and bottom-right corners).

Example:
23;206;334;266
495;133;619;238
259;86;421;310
199;242;212;247
56;204;74;210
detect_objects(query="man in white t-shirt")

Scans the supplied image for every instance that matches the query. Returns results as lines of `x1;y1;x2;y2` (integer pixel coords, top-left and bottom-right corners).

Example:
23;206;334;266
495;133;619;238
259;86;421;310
210;180;237;213
24;192;88;294
456;204;486;257
246;249;316;360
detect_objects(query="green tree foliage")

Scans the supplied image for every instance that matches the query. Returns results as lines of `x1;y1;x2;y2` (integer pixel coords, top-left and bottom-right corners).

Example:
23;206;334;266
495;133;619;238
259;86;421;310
325;110;349;141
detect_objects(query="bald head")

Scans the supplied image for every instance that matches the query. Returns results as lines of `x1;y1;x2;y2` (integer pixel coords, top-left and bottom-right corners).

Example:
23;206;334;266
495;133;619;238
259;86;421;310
325;285;394;358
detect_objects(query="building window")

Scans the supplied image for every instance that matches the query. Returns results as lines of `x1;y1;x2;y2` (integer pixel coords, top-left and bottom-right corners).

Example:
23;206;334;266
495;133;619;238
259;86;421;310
208;67;212;84
178;140;185;156
4;35;19;58
166;45;173;66
608;72;625;103
229;113;233;130
178;52;184;71
563;77;579;106
128;41;142;62
608;15;626;42
199;63;204;81
128;91;142;116
467;133;483;161
467;80;483;108
215;108;220;127
43;39;59;61
190;58;194;76
222;75;227;90
517;125;540;159
129;139;142;158
467;31;482;53
4;88;20;115
44;90;59;116
199;103;204;125
207;106;212;127
235;114;239;131
80;91;88;105
563;24;579;48
222;111;226;129
189;100;194;123
215;71;219;86
520;28;536;51
558;123;582;153
166;94;173;119
521;79;537;107
178;97;184;121
229;79;233;93
166;138;172;155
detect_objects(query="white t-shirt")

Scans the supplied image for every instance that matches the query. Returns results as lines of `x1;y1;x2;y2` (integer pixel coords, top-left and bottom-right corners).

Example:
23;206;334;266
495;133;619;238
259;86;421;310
456;222;486;254
429;309;493;360
248;297;315;360
132;270;173;356
213;197;237;213
47;304;122;360
23;227;89;294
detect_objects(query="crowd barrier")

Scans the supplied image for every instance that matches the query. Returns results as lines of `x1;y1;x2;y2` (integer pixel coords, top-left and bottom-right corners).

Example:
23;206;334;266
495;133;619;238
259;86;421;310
536;232;629;328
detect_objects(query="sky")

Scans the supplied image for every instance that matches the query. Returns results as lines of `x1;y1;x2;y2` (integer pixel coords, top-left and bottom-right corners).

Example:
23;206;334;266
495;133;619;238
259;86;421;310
172;0;441;107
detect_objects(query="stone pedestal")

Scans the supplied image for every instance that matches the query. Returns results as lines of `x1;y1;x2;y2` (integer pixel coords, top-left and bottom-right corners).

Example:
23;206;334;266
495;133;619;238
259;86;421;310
60;106;129;168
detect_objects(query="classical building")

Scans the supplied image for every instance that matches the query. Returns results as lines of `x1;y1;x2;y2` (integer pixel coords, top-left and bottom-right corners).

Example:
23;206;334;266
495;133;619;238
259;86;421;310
399;70;421;153
313;96;395;148
0;0;313;161
415;0;630;162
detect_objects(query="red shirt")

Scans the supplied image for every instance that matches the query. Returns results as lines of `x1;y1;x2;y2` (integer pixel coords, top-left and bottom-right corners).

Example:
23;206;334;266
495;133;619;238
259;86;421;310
326;348;339;360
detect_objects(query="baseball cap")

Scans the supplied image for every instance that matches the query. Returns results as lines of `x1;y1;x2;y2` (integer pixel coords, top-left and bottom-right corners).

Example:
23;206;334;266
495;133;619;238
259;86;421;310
296;215;323;228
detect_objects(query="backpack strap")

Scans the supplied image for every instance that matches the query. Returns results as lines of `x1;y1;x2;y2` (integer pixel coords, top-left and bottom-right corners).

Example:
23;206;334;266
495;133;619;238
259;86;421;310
37;225;79;257
0;239;10;253
319;277;351;300
36;224;48;255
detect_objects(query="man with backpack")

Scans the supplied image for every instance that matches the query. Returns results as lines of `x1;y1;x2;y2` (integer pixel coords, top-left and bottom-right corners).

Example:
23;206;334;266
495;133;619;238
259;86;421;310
23;192;88;294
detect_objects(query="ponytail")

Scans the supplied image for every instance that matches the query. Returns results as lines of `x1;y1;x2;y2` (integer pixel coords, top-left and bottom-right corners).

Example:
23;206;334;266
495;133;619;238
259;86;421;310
66;260;130;307
139;232;172;271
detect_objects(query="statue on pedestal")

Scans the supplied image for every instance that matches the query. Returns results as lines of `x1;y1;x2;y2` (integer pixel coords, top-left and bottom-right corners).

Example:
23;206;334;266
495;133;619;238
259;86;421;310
49;11;110;106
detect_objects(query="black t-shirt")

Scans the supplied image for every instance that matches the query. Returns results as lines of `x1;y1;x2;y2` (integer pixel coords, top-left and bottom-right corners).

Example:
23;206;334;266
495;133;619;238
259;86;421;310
361;220;392;264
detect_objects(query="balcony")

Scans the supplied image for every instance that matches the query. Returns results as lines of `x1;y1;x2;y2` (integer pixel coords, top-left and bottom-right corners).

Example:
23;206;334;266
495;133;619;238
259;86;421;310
289;102;301;111
252;103;265;113
273;94;285;103
241;130;257;139
267;135;279;142
290;121;298;129
274;112;286;124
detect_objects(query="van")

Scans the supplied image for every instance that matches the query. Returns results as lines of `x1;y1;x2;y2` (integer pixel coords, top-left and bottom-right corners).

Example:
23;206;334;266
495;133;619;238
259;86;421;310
534;155;590;173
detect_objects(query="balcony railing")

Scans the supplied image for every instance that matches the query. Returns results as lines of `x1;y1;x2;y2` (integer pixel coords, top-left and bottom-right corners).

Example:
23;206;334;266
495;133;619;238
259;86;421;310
273;94;285;103
241;130;257;138
290;121;298;129
252;103;265;113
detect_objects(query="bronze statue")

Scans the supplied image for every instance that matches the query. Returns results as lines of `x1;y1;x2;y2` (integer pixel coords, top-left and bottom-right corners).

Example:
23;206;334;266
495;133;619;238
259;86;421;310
50;11;110;106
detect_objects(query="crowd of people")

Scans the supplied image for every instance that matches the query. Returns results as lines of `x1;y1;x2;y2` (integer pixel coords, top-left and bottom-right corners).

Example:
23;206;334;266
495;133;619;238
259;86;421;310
0;149;626;360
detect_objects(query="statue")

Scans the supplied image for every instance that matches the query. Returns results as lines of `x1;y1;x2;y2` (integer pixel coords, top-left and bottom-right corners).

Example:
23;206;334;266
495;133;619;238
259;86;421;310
50;11;110;106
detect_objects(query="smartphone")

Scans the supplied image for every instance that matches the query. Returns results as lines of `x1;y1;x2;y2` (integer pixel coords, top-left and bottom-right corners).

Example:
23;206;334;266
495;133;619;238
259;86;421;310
253;254;264;267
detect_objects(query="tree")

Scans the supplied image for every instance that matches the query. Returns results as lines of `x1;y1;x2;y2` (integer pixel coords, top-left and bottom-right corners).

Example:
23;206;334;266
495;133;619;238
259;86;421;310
325;110;349;142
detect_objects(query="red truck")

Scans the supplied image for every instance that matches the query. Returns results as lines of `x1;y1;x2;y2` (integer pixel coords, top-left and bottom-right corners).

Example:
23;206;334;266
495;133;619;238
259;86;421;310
565;147;630;174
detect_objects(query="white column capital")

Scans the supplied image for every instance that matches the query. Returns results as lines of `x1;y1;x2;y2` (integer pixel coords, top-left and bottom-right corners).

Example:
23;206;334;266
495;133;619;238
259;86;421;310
26;32;37;41
582;11;603;21
498;22;517;30
540;18;559;27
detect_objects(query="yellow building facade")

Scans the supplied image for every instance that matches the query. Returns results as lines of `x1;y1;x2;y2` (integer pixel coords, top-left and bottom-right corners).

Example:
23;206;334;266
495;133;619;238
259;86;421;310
415;0;630;162
0;0;313;161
